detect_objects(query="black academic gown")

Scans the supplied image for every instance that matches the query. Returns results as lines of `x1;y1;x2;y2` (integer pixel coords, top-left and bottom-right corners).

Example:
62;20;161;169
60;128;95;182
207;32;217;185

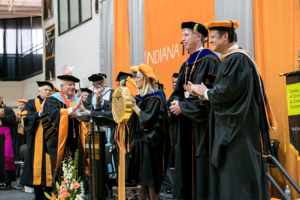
42;96;88;190
0;105;16;183
168;51;220;200
12;112;26;161
204;52;273;200
168;117;178;168
128;91;171;194
84;88;115;144
20;97;53;188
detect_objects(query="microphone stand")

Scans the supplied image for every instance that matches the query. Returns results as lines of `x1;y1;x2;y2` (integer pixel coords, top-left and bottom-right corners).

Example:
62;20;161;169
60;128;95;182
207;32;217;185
88;82;102;199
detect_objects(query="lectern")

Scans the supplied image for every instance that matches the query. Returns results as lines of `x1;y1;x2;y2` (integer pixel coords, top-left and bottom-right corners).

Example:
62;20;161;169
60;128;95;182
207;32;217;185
74;114;117;200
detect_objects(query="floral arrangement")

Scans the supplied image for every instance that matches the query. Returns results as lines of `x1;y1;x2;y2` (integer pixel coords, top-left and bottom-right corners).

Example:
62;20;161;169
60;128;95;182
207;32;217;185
45;149;84;200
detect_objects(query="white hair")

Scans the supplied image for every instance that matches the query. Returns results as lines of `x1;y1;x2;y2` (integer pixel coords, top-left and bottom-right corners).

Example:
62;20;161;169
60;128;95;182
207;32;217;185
38;85;52;91
60;80;65;85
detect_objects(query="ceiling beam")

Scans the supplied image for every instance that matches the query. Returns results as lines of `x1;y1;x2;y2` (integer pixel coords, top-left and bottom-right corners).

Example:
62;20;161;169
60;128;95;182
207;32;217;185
0;11;41;16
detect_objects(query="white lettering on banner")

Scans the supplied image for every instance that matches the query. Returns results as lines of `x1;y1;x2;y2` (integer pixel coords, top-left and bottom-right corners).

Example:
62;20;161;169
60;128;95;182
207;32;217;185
145;43;180;65
291;127;300;132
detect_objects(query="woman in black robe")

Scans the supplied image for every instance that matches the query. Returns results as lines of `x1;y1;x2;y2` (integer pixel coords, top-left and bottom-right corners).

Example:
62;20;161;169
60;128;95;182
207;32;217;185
128;64;171;200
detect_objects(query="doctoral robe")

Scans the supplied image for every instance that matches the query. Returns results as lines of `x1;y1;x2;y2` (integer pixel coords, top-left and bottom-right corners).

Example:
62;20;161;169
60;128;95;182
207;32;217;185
0;105;16;183
203;49;276;200
20;97;53;188
168;49;220;200
128;90;171;194
42;92;89;189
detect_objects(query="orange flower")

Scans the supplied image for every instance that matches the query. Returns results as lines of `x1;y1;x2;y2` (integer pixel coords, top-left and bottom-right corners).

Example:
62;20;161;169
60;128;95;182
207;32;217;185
72;182;80;189
61;192;69;198
59;188;67;194
62;180;67;185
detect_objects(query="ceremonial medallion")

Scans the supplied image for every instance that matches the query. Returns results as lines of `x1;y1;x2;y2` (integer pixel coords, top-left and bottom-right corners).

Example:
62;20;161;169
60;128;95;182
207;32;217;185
184;91;190;98
112;86;132;123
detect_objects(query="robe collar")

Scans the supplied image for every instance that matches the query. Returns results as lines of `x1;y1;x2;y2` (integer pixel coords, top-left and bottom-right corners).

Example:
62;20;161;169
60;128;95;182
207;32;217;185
136;90;166;102
51;92;78;104
37;95;44;103
186;47;217;65
228;43;239;50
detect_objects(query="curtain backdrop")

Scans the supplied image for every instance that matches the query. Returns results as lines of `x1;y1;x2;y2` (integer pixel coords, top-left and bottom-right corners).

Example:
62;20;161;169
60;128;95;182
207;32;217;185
253;0;300;198
0;17;43;81
128;0;145;66
144;0;215;98
113;0;131;89
100;0;114;87
215;0;255;58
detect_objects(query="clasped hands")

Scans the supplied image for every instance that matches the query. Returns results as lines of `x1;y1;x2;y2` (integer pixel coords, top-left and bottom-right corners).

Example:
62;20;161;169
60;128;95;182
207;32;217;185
169;82;208;116
186;81;208;97
131;95;140;115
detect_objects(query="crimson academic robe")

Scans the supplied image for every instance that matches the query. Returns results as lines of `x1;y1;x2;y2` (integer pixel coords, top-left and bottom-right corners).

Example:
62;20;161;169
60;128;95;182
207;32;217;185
0;105;16;183
20;97;53;188
42;92;89;189
203;49;276;200
168;49;220;200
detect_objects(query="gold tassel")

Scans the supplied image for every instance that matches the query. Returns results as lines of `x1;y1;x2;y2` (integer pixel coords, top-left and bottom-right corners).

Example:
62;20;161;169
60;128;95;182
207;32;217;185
193;23;198;34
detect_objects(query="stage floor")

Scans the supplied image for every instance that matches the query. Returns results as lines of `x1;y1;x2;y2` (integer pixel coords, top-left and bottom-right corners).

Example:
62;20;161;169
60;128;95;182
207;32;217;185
0;188;34;200
0;188;173;199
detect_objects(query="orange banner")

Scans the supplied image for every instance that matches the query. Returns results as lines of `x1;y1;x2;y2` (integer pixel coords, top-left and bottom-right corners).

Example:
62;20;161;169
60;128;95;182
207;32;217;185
253;0;300;198
114;0;131;89
144;0;215;98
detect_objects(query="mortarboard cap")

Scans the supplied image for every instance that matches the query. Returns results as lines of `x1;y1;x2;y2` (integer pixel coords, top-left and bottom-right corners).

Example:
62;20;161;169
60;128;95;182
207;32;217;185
115;72;132;82
181;21;208;38
130;66;139;73
18;99;27;103
88;73;107;82
57;75;80;82
36;81;54;90
205;21;240;30
80;88;92;94
205;20;240;43
172;73;179;78
138;64;159;84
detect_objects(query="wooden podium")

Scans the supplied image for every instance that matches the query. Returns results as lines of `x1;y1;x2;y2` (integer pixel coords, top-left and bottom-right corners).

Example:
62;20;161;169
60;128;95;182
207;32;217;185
74;114;117;200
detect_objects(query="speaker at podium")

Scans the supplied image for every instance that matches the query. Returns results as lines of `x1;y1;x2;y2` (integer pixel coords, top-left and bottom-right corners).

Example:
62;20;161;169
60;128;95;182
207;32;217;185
74;113;117;200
